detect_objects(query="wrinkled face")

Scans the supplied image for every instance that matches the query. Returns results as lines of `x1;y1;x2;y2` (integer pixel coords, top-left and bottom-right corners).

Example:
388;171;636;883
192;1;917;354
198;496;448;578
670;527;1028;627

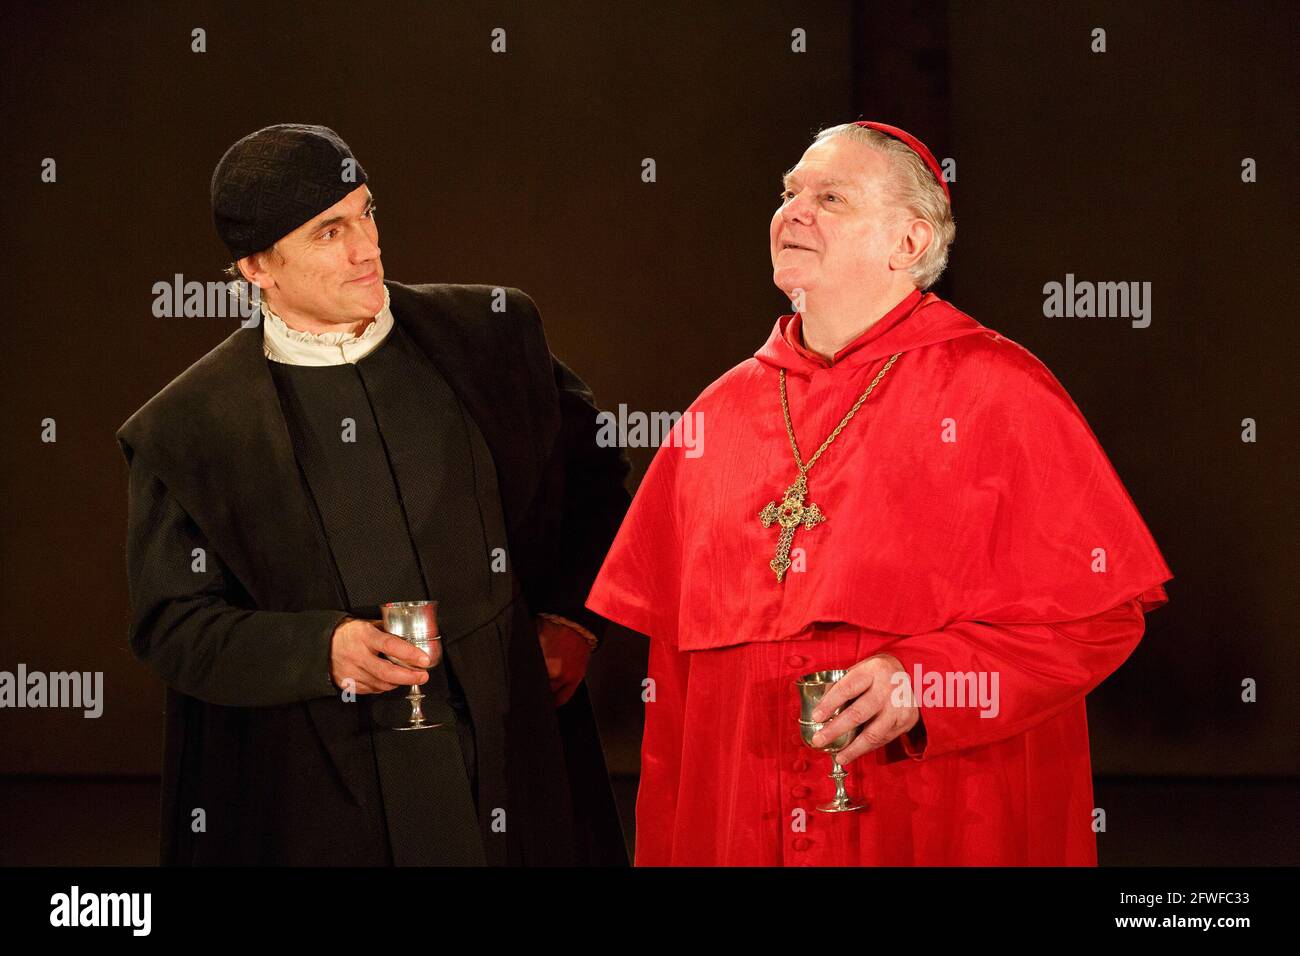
248;184;383;324
770;137;906;304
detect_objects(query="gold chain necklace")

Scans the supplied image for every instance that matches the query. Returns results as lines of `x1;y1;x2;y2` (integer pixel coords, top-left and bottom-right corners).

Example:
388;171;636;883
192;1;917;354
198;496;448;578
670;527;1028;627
758;352;902;582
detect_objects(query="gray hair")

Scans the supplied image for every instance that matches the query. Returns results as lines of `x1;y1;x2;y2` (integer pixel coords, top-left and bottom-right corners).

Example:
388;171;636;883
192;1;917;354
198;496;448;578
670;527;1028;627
222;243;283;297
812;123;955;290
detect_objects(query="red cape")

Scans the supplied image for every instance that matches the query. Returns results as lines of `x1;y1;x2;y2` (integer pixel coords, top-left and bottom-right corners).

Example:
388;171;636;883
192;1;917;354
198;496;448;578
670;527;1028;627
587;290;1172;649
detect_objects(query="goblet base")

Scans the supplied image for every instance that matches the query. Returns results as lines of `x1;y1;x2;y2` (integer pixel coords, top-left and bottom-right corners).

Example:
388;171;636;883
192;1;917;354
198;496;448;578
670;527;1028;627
816;797;868;813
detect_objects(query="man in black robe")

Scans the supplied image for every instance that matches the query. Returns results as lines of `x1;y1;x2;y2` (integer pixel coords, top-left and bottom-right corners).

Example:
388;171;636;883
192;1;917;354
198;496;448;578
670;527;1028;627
116;123;631;866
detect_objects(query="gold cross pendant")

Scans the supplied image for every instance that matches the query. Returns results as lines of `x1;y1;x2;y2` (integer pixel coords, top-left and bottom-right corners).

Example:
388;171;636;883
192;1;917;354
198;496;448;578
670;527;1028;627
758;473;826;582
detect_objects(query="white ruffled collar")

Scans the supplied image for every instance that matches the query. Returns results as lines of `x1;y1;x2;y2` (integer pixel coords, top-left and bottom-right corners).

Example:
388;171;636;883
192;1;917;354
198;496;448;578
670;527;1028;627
262;284;394;366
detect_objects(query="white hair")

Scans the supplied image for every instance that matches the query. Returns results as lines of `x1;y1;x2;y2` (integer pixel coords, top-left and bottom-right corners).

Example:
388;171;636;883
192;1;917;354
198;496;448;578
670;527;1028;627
812;123;955;290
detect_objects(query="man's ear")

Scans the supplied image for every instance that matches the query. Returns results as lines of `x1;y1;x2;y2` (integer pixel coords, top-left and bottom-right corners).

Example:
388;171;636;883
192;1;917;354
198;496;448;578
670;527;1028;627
889;218;934;273
239;250;276;290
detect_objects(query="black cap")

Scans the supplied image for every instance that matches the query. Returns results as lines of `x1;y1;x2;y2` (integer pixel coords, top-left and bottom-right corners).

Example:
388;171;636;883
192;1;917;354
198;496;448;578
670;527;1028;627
211;123;368;260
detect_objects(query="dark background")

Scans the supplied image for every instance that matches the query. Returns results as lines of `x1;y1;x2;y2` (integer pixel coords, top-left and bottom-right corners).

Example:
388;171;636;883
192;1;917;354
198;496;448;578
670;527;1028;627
1;0;1296;864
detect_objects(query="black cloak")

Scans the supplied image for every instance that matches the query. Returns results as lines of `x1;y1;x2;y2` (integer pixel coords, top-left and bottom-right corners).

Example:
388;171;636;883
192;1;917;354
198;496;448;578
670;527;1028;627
116;280;632;865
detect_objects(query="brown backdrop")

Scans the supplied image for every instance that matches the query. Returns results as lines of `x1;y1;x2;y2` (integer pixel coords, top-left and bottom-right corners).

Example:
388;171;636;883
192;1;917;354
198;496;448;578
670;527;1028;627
2;1;1295;818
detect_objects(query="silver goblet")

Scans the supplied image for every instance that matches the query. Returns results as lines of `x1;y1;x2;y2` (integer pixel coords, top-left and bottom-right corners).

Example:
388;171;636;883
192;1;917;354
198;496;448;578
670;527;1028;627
794;669;868;812
380;600;442;731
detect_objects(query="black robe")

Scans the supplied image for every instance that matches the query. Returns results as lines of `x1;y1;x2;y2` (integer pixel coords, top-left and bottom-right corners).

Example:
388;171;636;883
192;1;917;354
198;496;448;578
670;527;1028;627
116;280;632;865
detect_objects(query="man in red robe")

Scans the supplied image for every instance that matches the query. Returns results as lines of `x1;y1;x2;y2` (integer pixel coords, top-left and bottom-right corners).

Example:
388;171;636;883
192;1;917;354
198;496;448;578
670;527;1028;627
585;121;1173;866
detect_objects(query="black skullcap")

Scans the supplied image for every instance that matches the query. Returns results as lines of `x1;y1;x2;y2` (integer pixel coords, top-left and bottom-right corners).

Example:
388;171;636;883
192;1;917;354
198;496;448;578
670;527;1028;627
211;123;368;260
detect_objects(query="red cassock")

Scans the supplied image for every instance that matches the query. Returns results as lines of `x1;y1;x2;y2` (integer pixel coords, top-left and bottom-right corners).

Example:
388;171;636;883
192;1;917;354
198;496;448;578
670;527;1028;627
586;287;1174;866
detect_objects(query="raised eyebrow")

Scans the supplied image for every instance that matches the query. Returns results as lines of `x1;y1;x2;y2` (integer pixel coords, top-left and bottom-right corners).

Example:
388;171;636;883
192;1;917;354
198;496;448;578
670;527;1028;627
311;196;378;234
780;174;856;195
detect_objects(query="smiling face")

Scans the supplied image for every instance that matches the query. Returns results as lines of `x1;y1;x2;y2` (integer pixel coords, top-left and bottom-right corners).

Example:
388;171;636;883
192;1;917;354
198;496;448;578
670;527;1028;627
240;184;383;331
770;137;912;308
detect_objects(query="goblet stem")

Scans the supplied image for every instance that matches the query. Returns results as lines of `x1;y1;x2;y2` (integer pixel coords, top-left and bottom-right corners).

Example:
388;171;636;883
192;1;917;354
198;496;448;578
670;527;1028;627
829;754;850;806
407;684;427;728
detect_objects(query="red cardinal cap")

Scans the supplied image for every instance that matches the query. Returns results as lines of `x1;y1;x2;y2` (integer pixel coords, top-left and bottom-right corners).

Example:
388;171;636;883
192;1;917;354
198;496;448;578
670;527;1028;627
854;120;951;205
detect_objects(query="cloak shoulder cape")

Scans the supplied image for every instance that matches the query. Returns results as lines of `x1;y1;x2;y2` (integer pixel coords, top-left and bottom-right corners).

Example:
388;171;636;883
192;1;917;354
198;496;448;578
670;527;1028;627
118;283;558;618
586;292;1172;651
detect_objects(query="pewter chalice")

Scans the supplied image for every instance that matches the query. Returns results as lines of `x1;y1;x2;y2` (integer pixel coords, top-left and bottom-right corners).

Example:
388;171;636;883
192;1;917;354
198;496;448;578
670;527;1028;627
795;669;868;812
380;600;442;731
